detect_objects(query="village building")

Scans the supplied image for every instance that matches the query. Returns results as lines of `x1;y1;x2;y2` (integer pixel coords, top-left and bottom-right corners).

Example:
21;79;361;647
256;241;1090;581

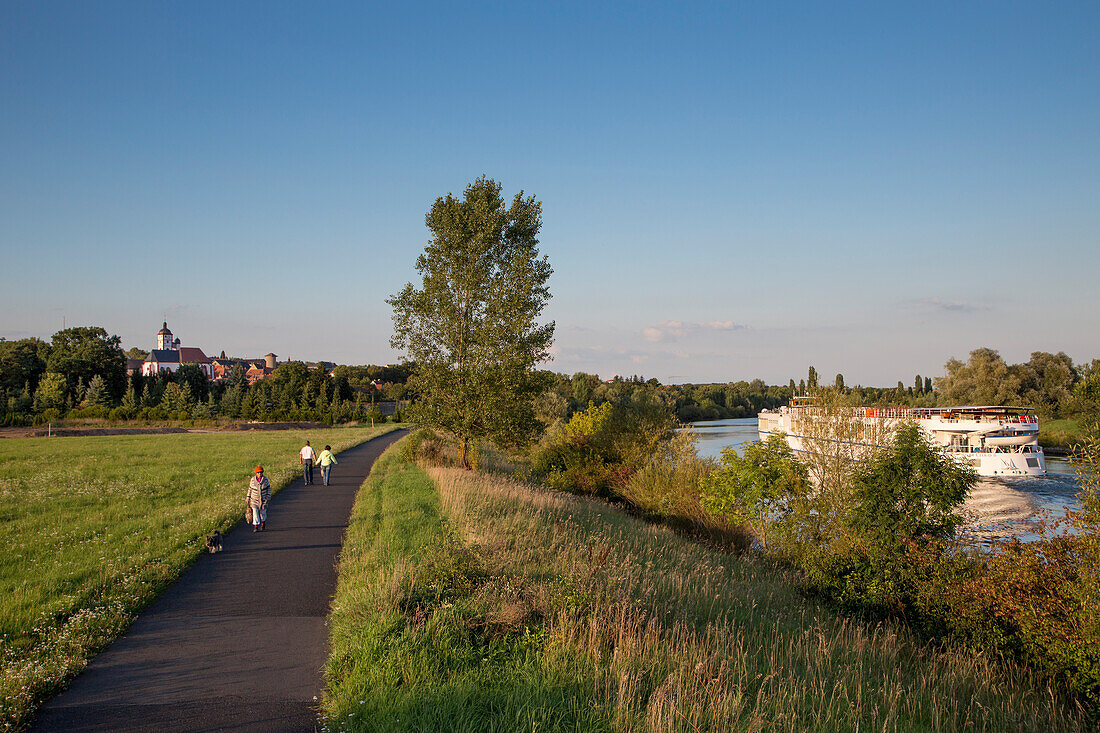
136;322;291;384
209;352;278;384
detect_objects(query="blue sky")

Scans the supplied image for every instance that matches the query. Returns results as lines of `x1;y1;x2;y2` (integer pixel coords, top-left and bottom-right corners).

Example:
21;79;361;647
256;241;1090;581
2;2;1098;385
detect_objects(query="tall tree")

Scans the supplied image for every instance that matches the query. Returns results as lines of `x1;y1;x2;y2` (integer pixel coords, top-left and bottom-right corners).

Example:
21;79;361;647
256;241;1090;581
33;372;68;414
388;177;555;468
82;374;111;408
1018;351;1078;418
935;348;1022;405
47;327;126;401
0;338;50;395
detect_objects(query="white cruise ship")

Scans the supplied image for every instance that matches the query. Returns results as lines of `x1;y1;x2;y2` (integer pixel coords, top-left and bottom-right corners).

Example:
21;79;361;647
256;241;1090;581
757;397;1046;477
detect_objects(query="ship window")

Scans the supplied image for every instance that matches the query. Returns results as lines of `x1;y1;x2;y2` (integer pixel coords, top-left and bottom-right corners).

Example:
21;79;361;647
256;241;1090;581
1026;457;1039;468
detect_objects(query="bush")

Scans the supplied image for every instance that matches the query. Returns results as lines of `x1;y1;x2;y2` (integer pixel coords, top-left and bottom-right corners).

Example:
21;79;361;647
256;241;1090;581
621;429;714;521
138;406;168;421
532;399;675;498
985;535;1100;709
65;405;109;420
701;434;810;551
402;428;442;463
34;408;61;424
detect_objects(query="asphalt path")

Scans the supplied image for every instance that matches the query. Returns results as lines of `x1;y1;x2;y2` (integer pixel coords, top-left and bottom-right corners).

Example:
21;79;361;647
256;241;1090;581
32;429;407;733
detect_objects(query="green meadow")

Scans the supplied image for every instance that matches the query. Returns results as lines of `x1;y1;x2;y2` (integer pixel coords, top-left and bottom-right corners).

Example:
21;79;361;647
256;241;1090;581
1040;418;1089;451
323;445;1088;732
0;425;397;730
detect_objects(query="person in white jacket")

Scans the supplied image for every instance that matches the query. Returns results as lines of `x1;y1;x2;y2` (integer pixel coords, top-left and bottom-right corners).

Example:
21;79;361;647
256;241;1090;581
300;441;317;485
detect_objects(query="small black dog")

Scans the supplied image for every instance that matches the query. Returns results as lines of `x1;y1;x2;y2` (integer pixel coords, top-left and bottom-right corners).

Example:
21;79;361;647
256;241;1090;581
205;530;223;554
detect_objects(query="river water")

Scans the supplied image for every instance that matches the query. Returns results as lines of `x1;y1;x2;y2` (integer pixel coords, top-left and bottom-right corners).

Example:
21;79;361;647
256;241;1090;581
688;418;1082;544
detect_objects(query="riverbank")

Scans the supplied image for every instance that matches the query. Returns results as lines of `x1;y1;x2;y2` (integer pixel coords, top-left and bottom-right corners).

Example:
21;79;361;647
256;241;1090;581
322;445;1089;731
689;418;1083;543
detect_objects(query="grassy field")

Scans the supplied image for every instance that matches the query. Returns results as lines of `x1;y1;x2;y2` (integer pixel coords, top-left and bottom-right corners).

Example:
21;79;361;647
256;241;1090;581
1040;418;1089;451
323;448;1089;732
0;425;397;730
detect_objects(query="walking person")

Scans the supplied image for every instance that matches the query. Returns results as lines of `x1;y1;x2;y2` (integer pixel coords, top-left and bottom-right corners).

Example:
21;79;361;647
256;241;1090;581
300;440;317;485
318;444;338;486
246;466;271;532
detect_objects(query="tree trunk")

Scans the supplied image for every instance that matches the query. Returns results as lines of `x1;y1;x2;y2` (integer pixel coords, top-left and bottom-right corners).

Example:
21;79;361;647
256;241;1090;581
462;437;471;470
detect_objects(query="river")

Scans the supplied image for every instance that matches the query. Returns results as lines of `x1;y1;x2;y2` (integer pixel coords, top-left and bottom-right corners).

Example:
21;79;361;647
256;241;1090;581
688;418;1083;544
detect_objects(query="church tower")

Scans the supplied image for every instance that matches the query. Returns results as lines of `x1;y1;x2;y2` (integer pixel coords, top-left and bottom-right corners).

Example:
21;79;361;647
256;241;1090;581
156;322;179;351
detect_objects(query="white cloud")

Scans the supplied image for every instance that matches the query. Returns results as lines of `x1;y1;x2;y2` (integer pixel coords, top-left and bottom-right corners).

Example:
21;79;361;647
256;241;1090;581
907;298;987;314
641;319;747;343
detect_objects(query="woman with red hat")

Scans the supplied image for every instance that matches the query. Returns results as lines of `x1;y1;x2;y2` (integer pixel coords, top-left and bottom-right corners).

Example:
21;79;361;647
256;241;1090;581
245;466;271;531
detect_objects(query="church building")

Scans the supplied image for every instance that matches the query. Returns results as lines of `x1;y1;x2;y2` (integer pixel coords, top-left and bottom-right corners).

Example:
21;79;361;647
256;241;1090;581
141;322;213;379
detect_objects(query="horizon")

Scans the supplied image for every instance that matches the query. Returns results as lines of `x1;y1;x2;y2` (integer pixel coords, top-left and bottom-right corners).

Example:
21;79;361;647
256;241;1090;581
3;2;1098;384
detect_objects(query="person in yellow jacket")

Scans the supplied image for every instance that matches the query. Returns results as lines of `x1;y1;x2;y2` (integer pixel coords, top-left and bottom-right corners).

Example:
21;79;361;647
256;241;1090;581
318;445;338;486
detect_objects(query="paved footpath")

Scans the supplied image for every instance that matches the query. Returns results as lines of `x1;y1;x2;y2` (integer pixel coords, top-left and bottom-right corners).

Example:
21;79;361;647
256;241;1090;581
33;429;407;733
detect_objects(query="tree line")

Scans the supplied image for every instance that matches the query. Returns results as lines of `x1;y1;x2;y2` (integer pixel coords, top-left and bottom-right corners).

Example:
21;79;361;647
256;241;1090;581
0;327;413;426
670;347;1099;422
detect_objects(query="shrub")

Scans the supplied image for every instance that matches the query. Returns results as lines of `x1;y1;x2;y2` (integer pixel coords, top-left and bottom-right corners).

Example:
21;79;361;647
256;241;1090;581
620;428;713;521
402;428;442;464
65;405;109;420
34;408;61;424
532;399;675;498
986;535;1100;708
848;422;975;551
700;434;810;551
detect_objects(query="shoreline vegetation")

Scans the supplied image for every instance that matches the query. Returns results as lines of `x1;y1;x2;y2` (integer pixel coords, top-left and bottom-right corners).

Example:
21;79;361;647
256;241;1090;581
0;425;398;731
322;437;1090;731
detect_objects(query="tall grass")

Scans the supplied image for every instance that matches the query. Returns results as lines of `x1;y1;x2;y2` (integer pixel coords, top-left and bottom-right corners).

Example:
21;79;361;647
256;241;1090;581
0;426;396;730
323;447;1087;731
1041;419;1086;451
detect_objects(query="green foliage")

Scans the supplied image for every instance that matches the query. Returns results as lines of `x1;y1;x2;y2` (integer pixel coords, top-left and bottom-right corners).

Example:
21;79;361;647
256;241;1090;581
388;177;554;468
46;326;127;402
671;378;791;422
0;338;49;395
119;382;139;416
533;402;623;496
324;447;1088;731
935;347;1022;405
1018;351;1078;418
402;427;442;463
533;394;677;498
620;428;714;522
32;372;68;413
161;382;194;415
174;363;209;402
985;536;1100;709
848;422;976;551
81;374;111;408
701;434;810;549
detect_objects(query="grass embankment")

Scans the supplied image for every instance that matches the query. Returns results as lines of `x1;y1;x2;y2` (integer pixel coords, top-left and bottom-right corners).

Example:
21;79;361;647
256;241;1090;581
1041;419;1088;452
0;425;397;730
324;449;1086;732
